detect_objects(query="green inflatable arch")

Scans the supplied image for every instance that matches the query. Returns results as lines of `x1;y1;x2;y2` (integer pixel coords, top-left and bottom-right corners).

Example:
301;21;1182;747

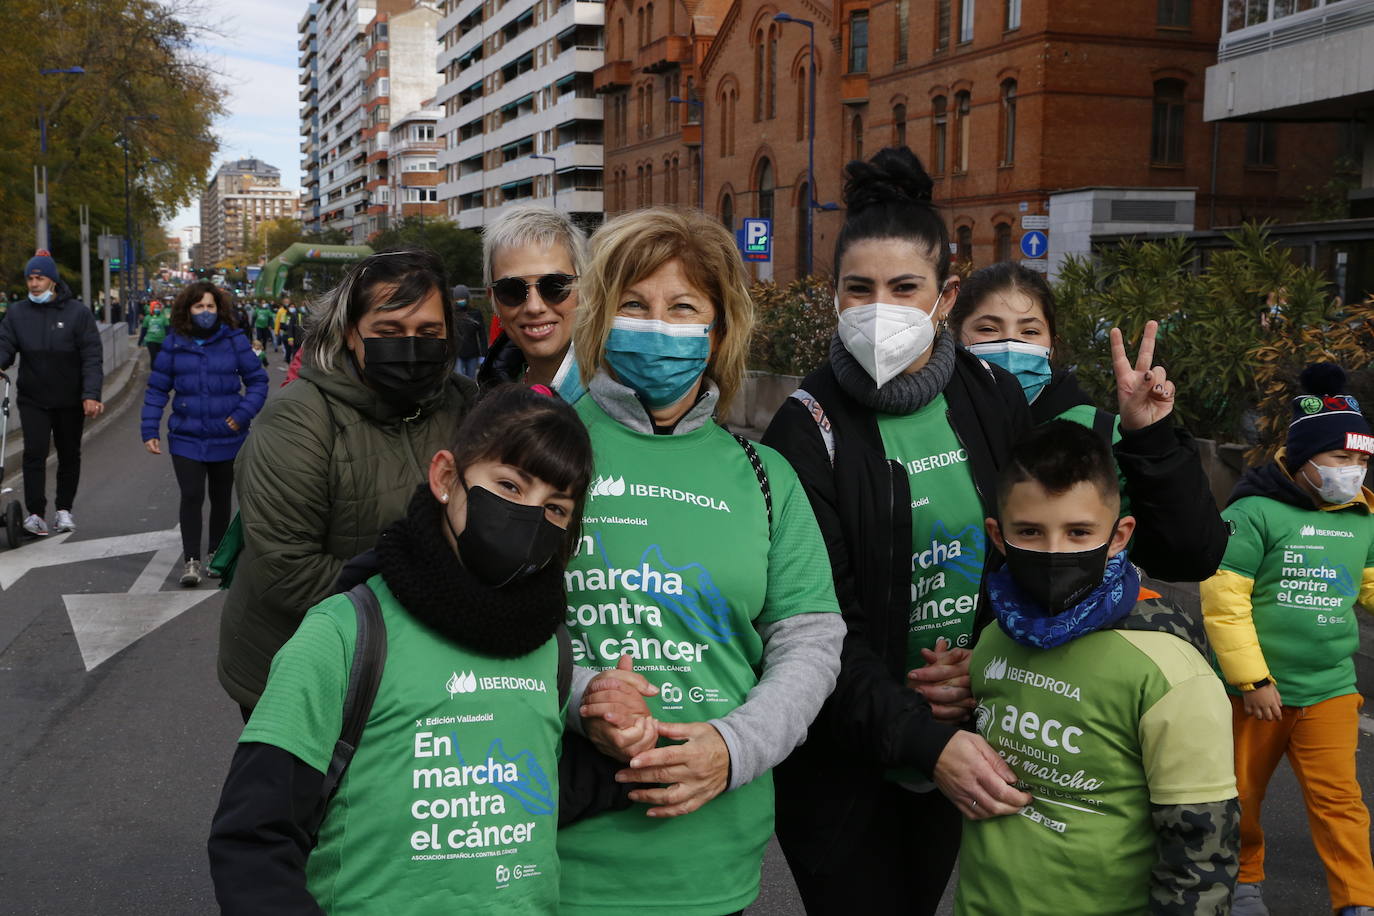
253;243;373;298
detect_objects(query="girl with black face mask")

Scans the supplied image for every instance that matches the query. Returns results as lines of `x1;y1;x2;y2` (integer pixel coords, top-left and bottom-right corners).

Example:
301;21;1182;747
219;249;480;718
211;385;653;915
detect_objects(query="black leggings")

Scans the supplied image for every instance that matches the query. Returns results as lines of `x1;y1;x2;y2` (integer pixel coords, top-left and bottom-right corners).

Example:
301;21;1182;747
171;454;235;561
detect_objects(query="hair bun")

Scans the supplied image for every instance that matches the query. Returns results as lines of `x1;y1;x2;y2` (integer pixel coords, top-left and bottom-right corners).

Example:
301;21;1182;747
1300;362;1347;396
842;147;935;213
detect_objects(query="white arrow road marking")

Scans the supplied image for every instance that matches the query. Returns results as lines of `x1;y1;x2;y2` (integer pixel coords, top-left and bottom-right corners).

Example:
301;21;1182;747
0;527;181;590
62;547;217;670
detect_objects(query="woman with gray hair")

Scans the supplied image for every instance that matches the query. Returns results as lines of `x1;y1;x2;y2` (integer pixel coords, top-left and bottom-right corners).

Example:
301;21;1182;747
217;248;478;715
476;204;588;401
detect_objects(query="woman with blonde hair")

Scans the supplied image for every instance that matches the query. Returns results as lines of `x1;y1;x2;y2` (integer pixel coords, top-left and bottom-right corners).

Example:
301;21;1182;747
557;207;845;915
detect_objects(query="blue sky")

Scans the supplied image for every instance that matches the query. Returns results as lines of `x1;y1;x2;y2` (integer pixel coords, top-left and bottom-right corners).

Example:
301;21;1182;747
173;1;306;237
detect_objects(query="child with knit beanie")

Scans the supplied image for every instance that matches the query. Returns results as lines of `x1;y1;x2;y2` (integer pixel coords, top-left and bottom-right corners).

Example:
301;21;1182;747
1201;363;1374;916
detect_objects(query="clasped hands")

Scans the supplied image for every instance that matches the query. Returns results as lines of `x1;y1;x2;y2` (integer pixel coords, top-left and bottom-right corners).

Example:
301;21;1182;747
580;654;730;818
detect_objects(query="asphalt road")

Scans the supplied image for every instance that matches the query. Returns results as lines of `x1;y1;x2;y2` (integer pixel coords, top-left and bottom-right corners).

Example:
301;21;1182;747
0;359;1369;915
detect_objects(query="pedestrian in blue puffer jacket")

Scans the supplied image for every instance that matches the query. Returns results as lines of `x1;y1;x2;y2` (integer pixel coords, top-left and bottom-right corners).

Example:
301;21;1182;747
142;281;268;587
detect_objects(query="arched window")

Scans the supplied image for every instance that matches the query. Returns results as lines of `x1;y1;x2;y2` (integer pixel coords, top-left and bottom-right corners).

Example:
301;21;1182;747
757;158;774;222
895;0;910;63
646;2;654;36
767;27;778;119
956;224;972;263
646;82;654;136
1000;79;1017;165
893;103;907;148
852;113;864;162
754;31;765;120
932;96;948;174
954;90;970;172
637;7;645;47
637;85;645;139
1151;78;1186;164
720;93;729;156
797;180;811;276
616;17;625;58
994;222;1011;261
636;164;645;207
721;193;734;230
796;66;807;141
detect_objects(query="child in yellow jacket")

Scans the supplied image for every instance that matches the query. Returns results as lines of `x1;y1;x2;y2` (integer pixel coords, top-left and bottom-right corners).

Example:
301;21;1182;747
1201;363;1374;916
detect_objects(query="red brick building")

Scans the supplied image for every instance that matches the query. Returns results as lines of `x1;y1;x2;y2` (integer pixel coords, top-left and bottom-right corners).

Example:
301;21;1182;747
607;0;1352;282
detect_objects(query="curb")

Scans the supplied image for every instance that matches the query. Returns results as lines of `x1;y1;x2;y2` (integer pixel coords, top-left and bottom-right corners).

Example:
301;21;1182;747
1;339;146;494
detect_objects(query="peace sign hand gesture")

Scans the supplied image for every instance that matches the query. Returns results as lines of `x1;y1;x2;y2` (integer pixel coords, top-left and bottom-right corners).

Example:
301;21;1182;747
1111;320;1175;432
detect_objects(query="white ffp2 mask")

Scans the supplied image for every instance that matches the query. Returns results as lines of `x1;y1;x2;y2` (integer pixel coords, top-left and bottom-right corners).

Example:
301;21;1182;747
1305;461;1367;505
836;299;936;388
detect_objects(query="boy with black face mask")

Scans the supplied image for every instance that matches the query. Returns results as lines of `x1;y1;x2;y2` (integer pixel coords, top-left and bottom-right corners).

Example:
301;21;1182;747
956;420;1239;916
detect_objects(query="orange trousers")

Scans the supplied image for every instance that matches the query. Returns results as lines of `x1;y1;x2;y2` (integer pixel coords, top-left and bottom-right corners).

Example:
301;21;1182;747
1231;692;1374;910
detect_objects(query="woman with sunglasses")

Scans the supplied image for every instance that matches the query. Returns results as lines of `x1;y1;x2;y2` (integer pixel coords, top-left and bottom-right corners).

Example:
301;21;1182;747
477;205;588;402
217;249;478;716
556;207;845;916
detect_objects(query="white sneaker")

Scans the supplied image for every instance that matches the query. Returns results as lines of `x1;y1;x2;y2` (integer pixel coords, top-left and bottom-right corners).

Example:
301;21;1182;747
53;510;75;532
180;559;202;588
22;514;49;536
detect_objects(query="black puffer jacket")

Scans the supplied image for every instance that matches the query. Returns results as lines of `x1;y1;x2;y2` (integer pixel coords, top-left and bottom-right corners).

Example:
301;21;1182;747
0;282;103;407
474;330;525;389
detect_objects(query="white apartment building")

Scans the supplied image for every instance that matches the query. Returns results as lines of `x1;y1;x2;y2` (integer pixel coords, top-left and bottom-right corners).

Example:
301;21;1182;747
386;107;445;225
315;0;382;242
435;0;606;231
299;3;322;233
199;160;299;265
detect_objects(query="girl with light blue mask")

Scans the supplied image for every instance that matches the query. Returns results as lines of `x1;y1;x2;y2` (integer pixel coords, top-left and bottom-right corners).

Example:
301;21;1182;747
949;259;1228;584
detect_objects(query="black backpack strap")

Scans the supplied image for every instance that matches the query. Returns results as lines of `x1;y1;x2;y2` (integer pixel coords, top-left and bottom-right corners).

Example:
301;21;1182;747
1092;408;1116;445
730;432;773;533
309;582;387;844
556;625;573;711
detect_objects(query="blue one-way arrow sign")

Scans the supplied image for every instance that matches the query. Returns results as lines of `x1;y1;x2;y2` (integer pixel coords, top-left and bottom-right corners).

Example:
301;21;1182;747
1020;230;1048;259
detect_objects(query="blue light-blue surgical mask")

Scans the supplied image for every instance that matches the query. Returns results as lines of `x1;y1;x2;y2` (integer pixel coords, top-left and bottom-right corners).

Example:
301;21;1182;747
28;288;55;304
966;338;1053;402
604;316;713;409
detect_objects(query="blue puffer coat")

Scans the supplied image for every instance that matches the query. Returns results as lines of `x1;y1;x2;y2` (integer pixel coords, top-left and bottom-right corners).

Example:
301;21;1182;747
141;324;269;462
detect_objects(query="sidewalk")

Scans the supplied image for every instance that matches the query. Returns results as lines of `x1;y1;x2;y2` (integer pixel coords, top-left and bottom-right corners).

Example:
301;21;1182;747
1;337;146;493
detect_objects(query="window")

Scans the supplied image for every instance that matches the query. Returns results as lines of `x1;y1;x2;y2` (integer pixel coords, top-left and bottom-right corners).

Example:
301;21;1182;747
757;158;774;222
1000;80;1016;165
893;103;907;148
1151;79;1185;164
932;96;948;174
721;93;730;156
767;28;778;119
646;82;654;136
754;32;765;120
616;17;625;57
937;0;951;51
797;180;811;274
797;67;807;141
852;113;864;161
896;0;910;63
414;124;435;140
1245;121;1276;167
1005;0;1020;29
646;2;654;36
636;165;645;207
954;90;970;172
1157;0;1189;28
721;193;734;230
637;7;645;47
646;162;653;202
849;11;869;73
956;225;972;263
959;0;974;42
994;223;1011;262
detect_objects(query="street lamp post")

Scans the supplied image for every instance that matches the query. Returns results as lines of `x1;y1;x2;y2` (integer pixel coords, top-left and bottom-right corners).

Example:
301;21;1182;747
772;13;818;276
34;66;85;251
530;154;558;208
668;96;706;210
122;114;158;331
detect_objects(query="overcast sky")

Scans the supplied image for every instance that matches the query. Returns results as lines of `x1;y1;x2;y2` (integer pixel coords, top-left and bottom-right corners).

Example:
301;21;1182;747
173;0;305;237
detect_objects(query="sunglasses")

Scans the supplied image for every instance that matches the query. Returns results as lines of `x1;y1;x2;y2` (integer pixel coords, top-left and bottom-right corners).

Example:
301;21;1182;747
491;273;577;310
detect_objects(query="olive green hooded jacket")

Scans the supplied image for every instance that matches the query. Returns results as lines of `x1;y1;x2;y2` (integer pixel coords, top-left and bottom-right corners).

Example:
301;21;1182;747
217;362;477;708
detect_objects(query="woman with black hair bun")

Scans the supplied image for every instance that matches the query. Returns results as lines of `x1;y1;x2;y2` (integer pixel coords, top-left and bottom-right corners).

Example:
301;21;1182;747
763;146;1035;913
948;261;1227;582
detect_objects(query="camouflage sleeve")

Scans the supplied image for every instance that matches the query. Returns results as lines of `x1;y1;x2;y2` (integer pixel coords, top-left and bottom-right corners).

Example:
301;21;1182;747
1148;798;1239;916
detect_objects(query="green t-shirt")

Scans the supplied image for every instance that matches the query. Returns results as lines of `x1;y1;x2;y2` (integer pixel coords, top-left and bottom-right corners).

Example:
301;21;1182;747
957;613;1235;916
557;396;839;916
242;576;564;915
1219;494;1374;706
142;312;169;344
877;394;987;662
255;306;273;328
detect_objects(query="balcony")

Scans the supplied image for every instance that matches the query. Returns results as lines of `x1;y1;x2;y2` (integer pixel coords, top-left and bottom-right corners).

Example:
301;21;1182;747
840;72;869;105
593;59;631;93
638;35;690;73
680;122;701;146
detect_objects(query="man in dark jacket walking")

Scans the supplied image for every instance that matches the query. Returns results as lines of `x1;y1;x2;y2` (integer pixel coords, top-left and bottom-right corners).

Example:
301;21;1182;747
0;252;104;536
451;284;486;378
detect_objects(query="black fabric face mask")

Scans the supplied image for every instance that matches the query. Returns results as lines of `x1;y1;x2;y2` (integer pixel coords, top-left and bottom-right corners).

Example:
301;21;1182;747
360;336;449;405
450;483;566;587
1001;533;1115;614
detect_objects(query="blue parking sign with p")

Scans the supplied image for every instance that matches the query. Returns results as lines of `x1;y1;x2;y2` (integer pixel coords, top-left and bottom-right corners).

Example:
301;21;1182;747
738;218;772;262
